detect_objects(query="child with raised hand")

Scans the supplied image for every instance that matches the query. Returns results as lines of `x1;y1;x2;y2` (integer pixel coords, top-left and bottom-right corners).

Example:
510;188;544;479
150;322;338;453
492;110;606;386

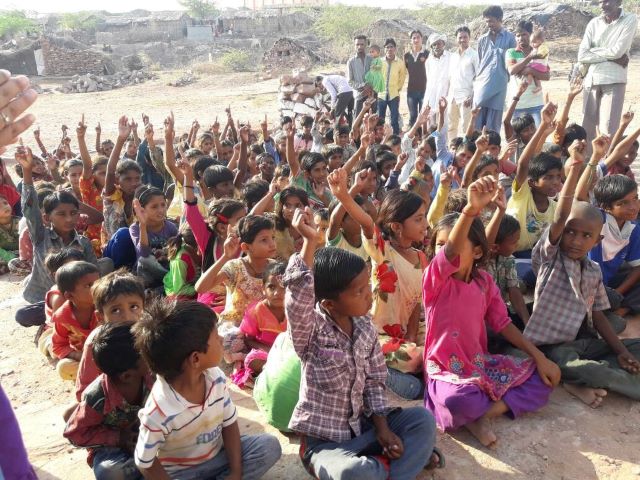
233;262;287;387
525;140;640;407
163;225;200;300
424;175;560;448
75;270;146;401
51;261;101;381
64;322;154;480
328;167;427;400
0;193;19;274
130;185;177;288
133;299;281;479
285;206;438;479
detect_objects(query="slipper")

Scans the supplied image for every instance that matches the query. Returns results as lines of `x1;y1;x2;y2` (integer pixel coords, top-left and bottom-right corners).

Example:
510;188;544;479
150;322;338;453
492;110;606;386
425;446;445;470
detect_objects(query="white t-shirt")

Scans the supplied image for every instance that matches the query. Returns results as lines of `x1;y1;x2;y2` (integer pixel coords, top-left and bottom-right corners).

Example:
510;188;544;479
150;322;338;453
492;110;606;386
135;367;238;474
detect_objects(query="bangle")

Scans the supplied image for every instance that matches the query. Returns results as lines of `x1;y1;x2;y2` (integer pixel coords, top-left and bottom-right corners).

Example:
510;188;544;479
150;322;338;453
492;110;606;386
558;194;574;199
587;163;597;169
513;96;521;101
183;198;197;206
184;185;194;189
461;207;480;217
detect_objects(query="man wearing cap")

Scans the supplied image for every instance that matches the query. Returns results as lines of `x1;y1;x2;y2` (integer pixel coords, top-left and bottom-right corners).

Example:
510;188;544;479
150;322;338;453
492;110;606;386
425;32;451;126
474;5;516;132
378;38;407;135
404;30;429;128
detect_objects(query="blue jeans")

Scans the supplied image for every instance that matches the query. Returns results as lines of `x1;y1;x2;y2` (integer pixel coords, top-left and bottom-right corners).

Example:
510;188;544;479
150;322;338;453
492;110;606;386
301;407;436;480
514;105;543;127
172;434;281;480
406;91;425;128
93;447;141;480
377;96;400;135
475;106;503;133
386;367;424;400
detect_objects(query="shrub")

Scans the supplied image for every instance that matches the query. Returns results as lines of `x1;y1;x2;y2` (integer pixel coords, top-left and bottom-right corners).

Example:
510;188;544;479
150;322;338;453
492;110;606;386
220;49;253;72
0;11;37;39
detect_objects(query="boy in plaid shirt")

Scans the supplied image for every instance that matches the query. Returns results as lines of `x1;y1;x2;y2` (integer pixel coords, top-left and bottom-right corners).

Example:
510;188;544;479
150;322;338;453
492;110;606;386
525;138;640;408
284;205;439;480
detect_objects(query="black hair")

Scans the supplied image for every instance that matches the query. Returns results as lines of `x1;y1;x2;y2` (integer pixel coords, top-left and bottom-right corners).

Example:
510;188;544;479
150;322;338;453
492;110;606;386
376;190;425;240
354;34;368;42
203;165;234;189
115;159;142;177
314;207;330;221
300;115;314;128
133;299;216;382
281;116;292;126
459;138;477;155
385;135;402;147
483;5;504;21
134;185;165;207
323;128;334;144
516;20;533;34
322;145;344;160
384;38;397;48
455;26;471;36
167;224;197;261
496;214;521;244
450;137;464;151
544;143;563;156
487;130;501;147
275;187;308;230
562;123;587;151
43;190;80;215
594;174;638;210
55;261;99;295
427;213;489;270
220;139;234;149
263;261;286;284
93;322;141;379
314;75;324;87
256;152;274;166
528;153;563;181
337;125;350;136
250;143;265;156
444;189;468;215
91;269;145;313
242;179;269;210
375;151;396;175
44;248;85;275
409;29;422;38
301;152;327;173
512;114;535;136
202;199;246;270
237;214;274;244
193;156;218;181
91;156;109;174
426;136;436;153
313;247;366;301
472;155;500;181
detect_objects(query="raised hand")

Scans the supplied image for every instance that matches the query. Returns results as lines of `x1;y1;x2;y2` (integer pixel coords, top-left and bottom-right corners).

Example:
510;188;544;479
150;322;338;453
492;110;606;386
440;165;455;187
621;109;634;126
471;106;481;118
491;183;507;211
15;144;33;171
327;167;350;199
291;206;317;240
394;152;408;172
541;102;558;125
467;175;498;214
568;77;583;98
133;198;147;226
567;139;586;165
176;159;194;179
517;79;529;97
223;228;241;258
117;115;131;140
144;123;154;143
415;155;426;174
95;122;101;134
260;114;268;132
164;112;175;141
33;126;40;138
360;131;371;149
591;133;611;158
129;118;138;133
76;114;87;137
475;126;490;153
239;125;250;143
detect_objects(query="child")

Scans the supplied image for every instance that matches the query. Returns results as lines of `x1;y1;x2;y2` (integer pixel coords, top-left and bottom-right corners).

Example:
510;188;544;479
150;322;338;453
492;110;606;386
62;158;83;199
0;193;19;273
15;147;98;327
130;185;177;288
286;206;438;479
64;323;154;480
234;262;287;386
75;270;146;401
51;261;101;381
164;225;201;300
203;165;236;200
313;208;329;246
133;299;281;478
326;177;370;262
524;140;640;407
424;176;560;448
255;153;276;183
365;44;385;96
329;168;427;400
528;29;549;94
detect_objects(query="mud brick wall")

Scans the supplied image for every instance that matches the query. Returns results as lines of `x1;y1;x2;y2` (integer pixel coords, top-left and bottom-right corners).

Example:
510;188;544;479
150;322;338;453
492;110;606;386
41;38;104;76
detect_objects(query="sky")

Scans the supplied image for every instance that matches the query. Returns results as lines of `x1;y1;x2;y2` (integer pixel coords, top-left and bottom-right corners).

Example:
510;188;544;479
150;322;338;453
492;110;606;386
0;0;513;14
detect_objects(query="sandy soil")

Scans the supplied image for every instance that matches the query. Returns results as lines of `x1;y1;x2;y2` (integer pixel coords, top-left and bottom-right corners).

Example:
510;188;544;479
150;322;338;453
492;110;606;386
2;61;640;480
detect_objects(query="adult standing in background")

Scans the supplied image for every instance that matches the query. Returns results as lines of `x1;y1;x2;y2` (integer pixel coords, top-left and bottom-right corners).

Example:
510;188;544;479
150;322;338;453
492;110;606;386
315;75;354;129
447;26;479;139
473;5;516;132
404;30;429;128
378;38;407;135
424;33;451;127
347;35;373;119
579;0;637;146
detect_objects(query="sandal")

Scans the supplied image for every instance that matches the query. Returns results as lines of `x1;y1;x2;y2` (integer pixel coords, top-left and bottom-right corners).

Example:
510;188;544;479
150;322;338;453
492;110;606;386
425;446;446;470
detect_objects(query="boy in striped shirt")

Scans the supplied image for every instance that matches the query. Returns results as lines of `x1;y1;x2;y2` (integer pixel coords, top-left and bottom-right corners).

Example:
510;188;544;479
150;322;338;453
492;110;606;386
133;300;281;479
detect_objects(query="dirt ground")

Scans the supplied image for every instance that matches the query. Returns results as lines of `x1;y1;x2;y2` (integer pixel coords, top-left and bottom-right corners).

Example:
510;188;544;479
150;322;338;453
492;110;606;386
2;59;640;480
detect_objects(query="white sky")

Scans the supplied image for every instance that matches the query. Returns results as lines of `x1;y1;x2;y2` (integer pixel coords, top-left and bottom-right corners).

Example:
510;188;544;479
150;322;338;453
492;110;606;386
0;0;511;14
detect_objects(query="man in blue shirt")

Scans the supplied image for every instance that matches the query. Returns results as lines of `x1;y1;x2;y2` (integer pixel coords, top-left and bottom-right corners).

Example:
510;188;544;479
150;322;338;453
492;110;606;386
473;6;516;133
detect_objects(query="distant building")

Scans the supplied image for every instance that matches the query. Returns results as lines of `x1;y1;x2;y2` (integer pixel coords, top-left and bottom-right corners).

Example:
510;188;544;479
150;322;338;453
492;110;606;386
243;0;329;10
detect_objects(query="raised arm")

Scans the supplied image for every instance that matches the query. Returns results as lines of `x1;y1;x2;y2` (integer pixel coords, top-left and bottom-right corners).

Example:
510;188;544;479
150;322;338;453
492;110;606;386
437;97;447;133
462;127;489;188
285;126;300;178
342;132;370;175
549;140;585;244
194;232;240;293
604;124;640;169
94;122;101;154
503;80;529;140
514;102;557;189
328;167;375;239
576;134;610;202
162;112;182;184
76;114;92;181
556;78;583;139
104;116;131;197
466;106;481;140
484;185;506;245
608;110;633;154
352;100;376;142
33;127;48;157
233;126;249;188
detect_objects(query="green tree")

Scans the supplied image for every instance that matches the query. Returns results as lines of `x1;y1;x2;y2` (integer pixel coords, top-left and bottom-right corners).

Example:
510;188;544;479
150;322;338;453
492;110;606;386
179;0;219;20
58;12;98;32
0;10;37;39
313;5;378;45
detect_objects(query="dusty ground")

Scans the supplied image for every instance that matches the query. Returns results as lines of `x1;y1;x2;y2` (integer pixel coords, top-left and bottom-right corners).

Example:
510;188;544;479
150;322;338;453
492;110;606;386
2;59;640;479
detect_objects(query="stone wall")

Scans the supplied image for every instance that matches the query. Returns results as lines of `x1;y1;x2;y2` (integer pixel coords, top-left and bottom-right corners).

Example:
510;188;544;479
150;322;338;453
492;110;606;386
40;37;106;76
0;49;38;76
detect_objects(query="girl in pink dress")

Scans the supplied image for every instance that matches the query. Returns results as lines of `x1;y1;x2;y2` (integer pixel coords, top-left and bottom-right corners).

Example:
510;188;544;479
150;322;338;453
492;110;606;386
423;176;560;448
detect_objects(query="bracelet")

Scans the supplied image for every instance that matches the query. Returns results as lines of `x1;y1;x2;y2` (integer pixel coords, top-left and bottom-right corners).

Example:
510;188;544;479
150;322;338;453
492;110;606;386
587;163;597;169
184;198;197;206
513;96;521;101
184;185;194;189
461;207;480;217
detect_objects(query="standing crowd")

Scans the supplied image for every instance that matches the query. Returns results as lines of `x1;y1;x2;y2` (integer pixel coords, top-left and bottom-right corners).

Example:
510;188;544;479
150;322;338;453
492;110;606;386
1;1;640;479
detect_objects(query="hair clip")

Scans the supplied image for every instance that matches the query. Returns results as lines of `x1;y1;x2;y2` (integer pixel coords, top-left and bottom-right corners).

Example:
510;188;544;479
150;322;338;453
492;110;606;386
216;213;229;224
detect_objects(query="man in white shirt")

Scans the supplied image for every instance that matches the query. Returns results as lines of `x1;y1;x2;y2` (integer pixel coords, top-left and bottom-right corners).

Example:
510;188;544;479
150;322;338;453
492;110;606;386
447;26;479;140
579;0;638;147
315;74;355;129
424;33;451;127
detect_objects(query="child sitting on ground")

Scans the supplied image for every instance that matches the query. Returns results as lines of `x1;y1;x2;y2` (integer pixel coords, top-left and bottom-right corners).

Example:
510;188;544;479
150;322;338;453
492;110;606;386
424;176;560;448
233;262;287;387
525;140;640;408
50;261;101;381
163;225;201;300
133;299;281;478
0;193;20;273
75;271;146;401
64;323;154;480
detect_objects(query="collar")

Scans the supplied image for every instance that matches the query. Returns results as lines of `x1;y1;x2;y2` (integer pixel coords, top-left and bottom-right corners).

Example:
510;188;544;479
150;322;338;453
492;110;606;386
102;372;154;412
48;227;81;244
315;303;369;340
152;368;219;418
602;8;625;23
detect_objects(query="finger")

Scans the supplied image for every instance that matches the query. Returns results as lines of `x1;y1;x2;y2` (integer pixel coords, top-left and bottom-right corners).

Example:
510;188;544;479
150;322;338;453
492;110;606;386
1;87;37;124
0;76;31;109
0;113;36;147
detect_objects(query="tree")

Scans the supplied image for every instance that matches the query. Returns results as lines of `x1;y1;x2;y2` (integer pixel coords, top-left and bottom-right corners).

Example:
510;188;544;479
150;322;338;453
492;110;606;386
0;10;37;40
58;12;98;32
178;0;219;20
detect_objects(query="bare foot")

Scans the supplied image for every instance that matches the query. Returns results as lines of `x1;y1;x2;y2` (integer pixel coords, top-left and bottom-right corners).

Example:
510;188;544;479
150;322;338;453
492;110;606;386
465;416;498;448
563;383;607;408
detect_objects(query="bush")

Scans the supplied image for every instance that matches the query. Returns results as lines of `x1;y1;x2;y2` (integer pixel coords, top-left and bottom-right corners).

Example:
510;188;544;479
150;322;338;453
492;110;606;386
414;5;486;35
0;10;37;39
220;49;253;72
313;5;379;45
